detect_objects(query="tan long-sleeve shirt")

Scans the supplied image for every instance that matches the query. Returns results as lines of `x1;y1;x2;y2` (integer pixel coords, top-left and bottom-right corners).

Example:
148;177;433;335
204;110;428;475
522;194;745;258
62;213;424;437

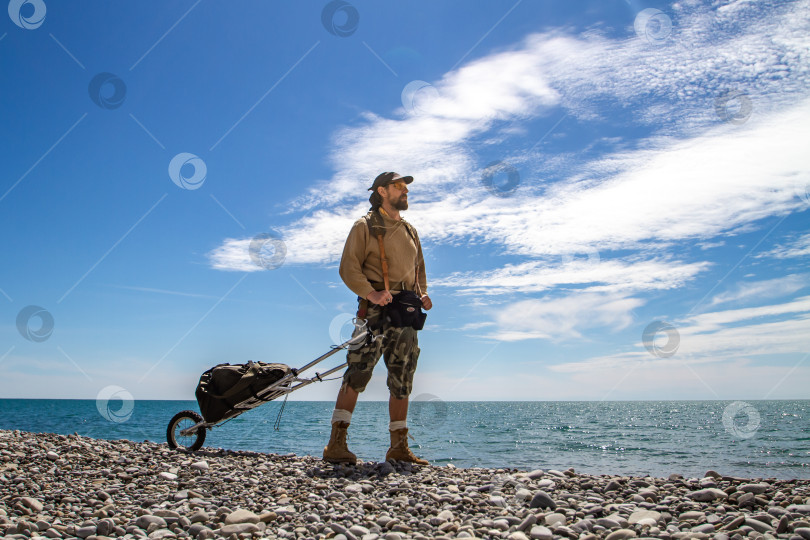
339;210;428;299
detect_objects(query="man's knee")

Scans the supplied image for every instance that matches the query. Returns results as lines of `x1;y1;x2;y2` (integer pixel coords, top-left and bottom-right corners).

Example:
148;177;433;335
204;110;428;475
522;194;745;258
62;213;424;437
343;369;372;394
388;383;411;400
338;381;359;396
344;339;382;394
385;359;417;398
383;328;420;398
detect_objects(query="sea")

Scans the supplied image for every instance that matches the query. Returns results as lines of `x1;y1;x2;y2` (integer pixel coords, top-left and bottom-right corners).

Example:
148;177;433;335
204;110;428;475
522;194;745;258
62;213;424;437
0;399;807;480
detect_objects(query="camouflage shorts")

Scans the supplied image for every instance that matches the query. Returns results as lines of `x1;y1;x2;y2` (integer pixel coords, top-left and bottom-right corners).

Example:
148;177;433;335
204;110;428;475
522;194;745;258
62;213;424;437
343;301;421;399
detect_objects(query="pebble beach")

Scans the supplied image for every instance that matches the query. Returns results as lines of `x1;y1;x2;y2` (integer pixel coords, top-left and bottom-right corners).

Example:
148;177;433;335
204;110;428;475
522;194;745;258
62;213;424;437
2;430;809;540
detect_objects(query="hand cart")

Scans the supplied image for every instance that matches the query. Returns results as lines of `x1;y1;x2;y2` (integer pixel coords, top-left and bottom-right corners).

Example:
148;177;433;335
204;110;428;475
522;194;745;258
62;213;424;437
166;319;372;451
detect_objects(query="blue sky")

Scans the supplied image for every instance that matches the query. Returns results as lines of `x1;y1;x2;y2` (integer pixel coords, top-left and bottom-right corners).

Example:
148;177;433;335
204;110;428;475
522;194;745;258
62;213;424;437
1;0;809;403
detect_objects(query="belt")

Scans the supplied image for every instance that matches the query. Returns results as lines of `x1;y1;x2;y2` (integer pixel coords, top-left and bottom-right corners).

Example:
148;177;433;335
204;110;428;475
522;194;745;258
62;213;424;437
370;281;412;292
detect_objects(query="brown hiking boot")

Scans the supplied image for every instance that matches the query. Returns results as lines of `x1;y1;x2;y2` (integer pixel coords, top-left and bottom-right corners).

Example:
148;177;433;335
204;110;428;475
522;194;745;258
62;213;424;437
323;421;357;464
385;427;428;465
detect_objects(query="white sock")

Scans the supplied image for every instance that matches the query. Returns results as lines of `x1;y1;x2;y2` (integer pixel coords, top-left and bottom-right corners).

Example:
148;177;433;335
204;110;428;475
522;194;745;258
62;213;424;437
389;420;407;431
331;409;352;425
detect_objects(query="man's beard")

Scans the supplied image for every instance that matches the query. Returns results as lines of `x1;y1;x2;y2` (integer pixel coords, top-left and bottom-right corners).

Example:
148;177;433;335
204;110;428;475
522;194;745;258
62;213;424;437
393;195;408;210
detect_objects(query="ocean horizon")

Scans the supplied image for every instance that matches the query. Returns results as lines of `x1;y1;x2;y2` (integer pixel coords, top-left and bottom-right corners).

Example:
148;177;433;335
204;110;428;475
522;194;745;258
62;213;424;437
1;399;807;480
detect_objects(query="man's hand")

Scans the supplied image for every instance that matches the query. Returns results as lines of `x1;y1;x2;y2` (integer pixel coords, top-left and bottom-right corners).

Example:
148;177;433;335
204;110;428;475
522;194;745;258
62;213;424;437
367;289;393;306
421;294;432;310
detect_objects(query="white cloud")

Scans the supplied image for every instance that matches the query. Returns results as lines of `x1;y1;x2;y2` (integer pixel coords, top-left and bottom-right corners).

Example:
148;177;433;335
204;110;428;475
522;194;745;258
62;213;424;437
697;241;726;250
551;295;810;373
205;2;810;361
759;232;810;259
684;294;810;333
709;274;809;306
211;97;810;277
210;0;810;269
486;292;645;341
208;238;265;272
436;258;709;295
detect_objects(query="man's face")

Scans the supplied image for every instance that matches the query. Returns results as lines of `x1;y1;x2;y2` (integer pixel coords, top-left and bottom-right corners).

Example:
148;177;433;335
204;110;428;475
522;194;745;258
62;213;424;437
382;180;409;210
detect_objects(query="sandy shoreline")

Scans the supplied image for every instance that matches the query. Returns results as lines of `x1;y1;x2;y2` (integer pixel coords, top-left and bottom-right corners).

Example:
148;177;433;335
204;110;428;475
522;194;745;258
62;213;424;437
1;430;809;540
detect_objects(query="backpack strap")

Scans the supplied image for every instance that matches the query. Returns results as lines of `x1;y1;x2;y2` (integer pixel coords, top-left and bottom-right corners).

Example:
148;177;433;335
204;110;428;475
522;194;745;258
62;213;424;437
365;209;386;238
356;210;383;319
364;209;389;291
377;230;390;292
401;221;423;297
363;209;421;297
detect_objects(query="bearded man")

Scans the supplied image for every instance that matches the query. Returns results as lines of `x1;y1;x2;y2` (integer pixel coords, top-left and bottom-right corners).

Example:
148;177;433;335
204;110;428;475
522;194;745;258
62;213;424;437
323;172;432;465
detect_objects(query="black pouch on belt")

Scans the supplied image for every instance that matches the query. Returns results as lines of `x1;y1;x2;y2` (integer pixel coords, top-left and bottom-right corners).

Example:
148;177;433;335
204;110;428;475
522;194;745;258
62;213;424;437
386;290;427;330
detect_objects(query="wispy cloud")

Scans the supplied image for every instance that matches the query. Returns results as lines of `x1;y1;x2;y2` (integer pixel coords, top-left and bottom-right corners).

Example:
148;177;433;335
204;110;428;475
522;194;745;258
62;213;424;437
210;0;809;268
208;238;265;272
551;295;810;373
684;294;810;334
108;284;231;300
208;1;810;356
709;274;809;306
437;258;709;296
489;292;645;342
758;232;810;259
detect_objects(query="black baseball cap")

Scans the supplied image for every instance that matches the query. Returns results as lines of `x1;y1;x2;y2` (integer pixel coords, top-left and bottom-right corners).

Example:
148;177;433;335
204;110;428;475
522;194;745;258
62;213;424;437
368;172;413;191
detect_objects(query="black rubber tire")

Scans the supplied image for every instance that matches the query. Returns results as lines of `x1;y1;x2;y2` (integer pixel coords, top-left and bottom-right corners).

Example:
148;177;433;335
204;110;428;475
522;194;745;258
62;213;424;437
166;410;206;451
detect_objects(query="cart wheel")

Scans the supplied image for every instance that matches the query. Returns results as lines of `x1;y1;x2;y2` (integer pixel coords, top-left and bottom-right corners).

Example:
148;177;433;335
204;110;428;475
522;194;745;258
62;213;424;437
167;410;206;451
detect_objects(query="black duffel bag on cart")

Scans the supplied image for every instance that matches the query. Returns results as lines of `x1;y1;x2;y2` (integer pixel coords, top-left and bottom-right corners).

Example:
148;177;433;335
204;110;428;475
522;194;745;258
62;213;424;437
195;361;291;424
